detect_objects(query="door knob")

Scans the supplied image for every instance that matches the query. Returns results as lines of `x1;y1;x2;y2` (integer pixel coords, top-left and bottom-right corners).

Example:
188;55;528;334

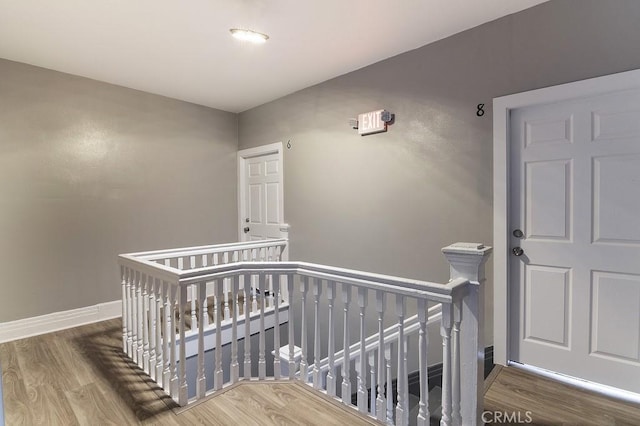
244;227;250;233
512;247;524;256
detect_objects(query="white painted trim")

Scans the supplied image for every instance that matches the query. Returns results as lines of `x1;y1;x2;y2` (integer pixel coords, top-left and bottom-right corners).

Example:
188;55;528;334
237;142;284;241
492;68;640;366
0;300;121;344
509;362;640;405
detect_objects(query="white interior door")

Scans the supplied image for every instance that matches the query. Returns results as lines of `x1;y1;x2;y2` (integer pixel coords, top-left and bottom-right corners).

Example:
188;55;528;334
509;88;640;394
238;143;284;241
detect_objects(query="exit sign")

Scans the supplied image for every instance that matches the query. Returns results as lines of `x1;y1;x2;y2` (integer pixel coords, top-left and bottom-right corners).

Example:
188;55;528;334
358;109;386;135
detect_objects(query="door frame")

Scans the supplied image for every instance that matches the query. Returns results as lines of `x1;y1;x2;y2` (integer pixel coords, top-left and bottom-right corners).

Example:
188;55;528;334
492;68;640;367
237;142;284;241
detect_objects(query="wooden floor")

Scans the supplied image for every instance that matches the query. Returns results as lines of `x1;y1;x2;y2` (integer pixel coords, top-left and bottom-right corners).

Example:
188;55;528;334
484;366;640;425
0;318;376;425
3;319;640;426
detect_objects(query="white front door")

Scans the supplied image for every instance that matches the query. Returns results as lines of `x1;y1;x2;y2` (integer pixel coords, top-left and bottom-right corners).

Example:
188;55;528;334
238;143;284;241
509;88;640;393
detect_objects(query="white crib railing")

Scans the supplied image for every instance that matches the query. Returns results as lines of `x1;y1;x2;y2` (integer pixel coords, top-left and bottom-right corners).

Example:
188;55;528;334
118;241;491;426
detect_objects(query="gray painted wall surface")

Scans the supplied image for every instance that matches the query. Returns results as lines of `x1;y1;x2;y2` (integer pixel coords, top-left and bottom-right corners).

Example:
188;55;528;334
0;59;238;322
238;0;640;346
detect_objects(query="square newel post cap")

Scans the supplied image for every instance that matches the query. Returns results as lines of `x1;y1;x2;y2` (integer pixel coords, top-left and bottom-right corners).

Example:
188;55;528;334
441;242;492;257
441;242;492;284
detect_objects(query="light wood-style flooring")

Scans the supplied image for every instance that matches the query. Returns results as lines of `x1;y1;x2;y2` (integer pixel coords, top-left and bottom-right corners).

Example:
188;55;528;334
484;366;640;425
0;318;376;425
3;319;640;425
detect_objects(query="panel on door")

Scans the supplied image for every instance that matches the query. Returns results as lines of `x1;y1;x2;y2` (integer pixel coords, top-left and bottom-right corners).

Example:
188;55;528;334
510;89;640;394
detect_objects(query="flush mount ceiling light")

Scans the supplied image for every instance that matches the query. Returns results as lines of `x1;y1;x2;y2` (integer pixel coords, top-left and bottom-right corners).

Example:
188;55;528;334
229;28;269;44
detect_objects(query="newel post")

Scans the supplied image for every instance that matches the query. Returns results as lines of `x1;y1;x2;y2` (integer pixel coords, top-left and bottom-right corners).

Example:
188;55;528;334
279;224;290;261
442;242;492;426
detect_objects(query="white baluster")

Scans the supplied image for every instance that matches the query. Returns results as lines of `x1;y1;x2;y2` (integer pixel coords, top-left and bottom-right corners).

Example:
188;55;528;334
121;266;128;354
326;280;337;397
215;279;223;390
268;276;275;309
155;279;164;388
244;273;252;379
396;295;406;426
231;275;240;383
197;282;206;399
341;283;352;404
190;284;198;332
281;259;290;302
126;268;134;357
369;351;377;417
258;273;266;380
287;273;295;379
251;250;258;313
273;273;281;380
403;339;410;426
149;277;157;381
376;291;386;421
440;302;453;426
417;299;430;426
312;278;323;389
385;343;393;425
202;283;209;328
142;275;150;374
163;282;172;394
223;252;231;320
299;276;309;382
136;272;143;367
357;287;368;412
267;248;275;308
169;285;178;399
452;300;462;426
178;284;188;406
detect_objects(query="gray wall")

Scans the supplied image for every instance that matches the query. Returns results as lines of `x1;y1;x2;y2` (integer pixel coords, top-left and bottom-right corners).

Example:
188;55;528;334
0;59;238;322
3;0;640;348
238;0;640;346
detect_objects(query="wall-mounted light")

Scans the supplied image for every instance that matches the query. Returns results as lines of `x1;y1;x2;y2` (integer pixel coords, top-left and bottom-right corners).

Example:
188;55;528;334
229;28;269;44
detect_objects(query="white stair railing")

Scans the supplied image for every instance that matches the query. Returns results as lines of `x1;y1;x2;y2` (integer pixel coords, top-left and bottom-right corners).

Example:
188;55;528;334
306;304;442;381
118;241;491;426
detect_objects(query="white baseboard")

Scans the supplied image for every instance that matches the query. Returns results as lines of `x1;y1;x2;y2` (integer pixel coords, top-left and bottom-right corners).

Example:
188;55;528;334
0;300;121;344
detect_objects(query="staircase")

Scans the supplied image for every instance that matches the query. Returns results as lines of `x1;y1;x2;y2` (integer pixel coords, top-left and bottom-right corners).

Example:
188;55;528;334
118;239;491;426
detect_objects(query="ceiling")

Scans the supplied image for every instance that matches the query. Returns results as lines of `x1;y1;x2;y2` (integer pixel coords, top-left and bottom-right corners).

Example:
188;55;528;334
0;0;548;113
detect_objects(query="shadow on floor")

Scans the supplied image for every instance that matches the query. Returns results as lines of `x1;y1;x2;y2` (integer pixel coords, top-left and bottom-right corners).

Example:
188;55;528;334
71;318;178;422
